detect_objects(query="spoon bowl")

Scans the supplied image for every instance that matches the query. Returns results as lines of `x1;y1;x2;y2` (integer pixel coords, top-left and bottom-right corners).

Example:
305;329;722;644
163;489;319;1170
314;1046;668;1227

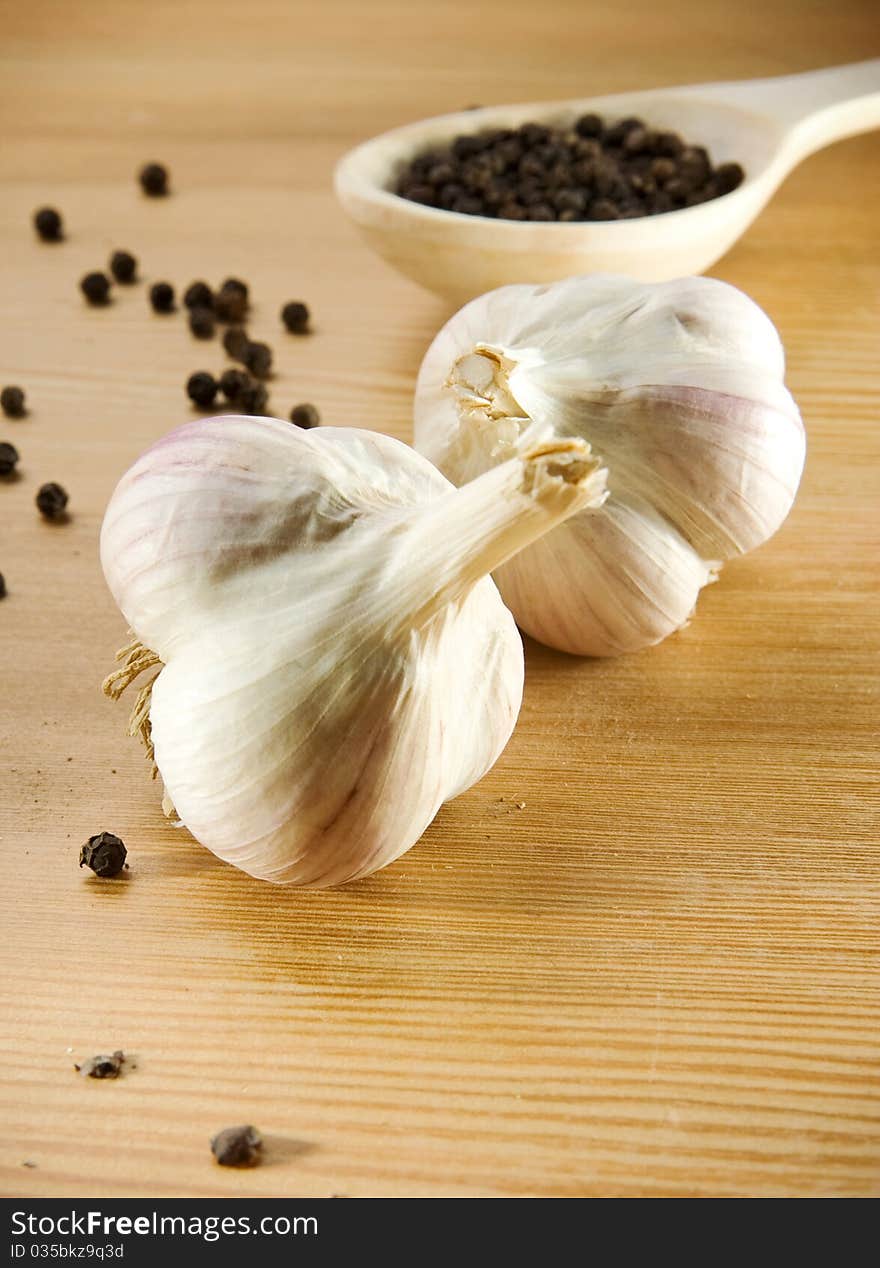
335;61;880;306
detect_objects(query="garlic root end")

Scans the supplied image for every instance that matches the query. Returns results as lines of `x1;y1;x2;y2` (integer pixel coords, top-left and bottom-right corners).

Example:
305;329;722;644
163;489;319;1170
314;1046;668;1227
102;632;165;785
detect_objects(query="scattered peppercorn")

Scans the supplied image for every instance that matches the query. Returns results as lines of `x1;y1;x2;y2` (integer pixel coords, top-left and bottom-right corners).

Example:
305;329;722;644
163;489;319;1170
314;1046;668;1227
33;206;63;241
189;306;215;339
281;301;310;333
79;831;127;877
215;282;248;323
139;162;169;196
290;403;320;429
219;368;250;403
36;482;68;519
1;386;26;418
0;442;19;477
80;271;111;305
149;281;175;313
394;116;745;221
222;326;250;361
220;277;248;304
109;250;137;283
211;1125;262;1167
75;1050;125;1079
244;341;272;379
239;381;268;414
186;371;218;409
184;281;214;310
0;573;6;600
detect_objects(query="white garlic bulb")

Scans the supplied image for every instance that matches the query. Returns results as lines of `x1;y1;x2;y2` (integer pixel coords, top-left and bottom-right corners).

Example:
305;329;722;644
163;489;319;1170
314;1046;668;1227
414;274;806;656
100;416;605;886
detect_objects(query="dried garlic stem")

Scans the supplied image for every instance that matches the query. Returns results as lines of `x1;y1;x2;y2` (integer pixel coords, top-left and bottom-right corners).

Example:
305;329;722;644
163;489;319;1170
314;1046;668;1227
402;439;607;630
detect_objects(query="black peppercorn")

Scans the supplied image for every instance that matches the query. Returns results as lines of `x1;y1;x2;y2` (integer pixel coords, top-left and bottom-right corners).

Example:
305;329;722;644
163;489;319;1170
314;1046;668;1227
451;135;482;161
497;201;527;220
219;368;250;403
184;281;214;310
427;161;456;186
33;206;63;241
149;281;175;313
648;132;677;158
518;122;551;148
575;113;603;139
139;162;169;196
714;162;745;194
214;286;248;323
36;482;68;519
437;181;464;209
211;1125;262;1167
1;386;26;418
109;250;137;283
76;1051;125;1079
590;197;621;220
0;573;6;600
400;181;435;205
452;193;485;215
573;137;602;161
188;307;215;339
80;271;111;305
518;186;544;207
79;832;127;878
553;188;586;214
650;157;677;184
518;152;545;180
628;173;655;196
239;381;268;414
244;341;272;379
186;371;218;409
0;441;19;476
622;126;652;155
281;301;310;333
220;277;248;303
603;116;644;147
462;159;495;192
222;326;250;361
663;178;689;204
290;403;320;429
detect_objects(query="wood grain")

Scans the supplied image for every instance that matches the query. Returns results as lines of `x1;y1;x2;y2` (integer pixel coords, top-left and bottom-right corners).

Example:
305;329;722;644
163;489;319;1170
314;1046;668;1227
1;0;878;1198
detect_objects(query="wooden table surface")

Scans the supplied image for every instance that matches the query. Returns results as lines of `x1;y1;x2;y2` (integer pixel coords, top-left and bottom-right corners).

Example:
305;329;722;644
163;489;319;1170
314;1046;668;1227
1;0;878;1199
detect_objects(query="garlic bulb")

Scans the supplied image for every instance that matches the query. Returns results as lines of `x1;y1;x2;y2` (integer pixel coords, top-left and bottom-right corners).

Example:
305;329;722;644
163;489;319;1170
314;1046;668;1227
414;274;805;657
100;416;605;886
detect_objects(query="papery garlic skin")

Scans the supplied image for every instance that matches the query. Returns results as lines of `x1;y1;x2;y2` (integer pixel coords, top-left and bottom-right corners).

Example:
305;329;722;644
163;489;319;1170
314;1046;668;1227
414;274;806;656
100;417;605;886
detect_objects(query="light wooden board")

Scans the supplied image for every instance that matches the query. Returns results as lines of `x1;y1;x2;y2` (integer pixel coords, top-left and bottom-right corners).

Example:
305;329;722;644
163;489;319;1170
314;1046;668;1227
0;0;878;1198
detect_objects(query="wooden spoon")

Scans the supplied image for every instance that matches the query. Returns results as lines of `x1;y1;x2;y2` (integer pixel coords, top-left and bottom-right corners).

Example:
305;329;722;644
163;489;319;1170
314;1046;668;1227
335;60;880;305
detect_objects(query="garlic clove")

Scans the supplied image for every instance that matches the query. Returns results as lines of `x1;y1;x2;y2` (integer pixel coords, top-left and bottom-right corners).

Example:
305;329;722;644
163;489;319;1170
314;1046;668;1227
495;493;715;658
415;274;806;657
515;364;803;559
101;417;606;885
101;420;447;661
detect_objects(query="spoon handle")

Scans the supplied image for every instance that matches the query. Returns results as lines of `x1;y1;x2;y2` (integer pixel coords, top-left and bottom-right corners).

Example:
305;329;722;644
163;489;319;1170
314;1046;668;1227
691;60;880;160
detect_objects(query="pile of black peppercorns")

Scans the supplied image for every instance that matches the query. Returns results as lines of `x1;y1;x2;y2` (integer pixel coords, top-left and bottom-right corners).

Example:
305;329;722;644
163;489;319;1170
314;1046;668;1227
36;164;318;421
1;383;70;544
395;114;744;221
2;161;323;606
180;283;318;423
